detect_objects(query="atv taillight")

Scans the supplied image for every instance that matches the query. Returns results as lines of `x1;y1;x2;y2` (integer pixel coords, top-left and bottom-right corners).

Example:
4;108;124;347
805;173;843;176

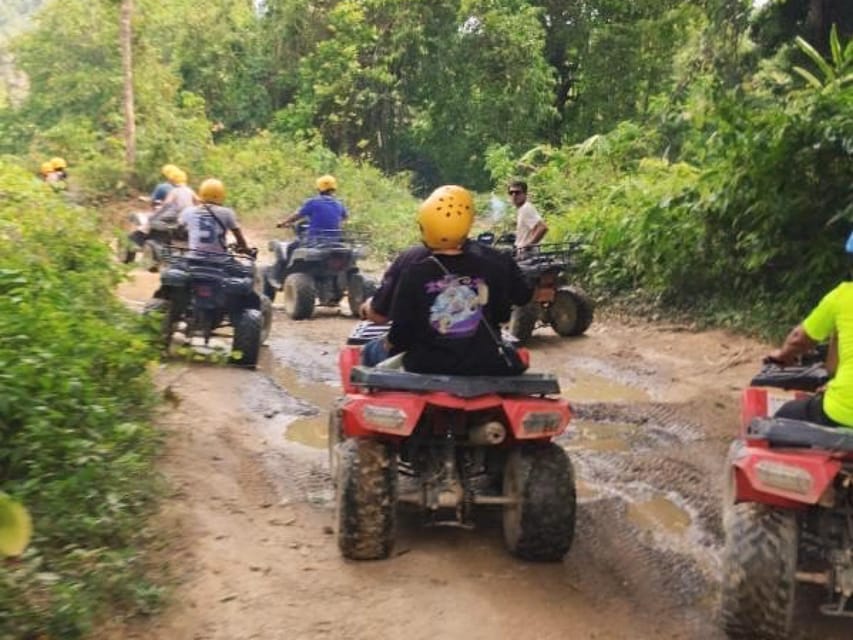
194;284;213;297
363;405;408;430
522;411;564;435
328;257;346;270
755;460;813;495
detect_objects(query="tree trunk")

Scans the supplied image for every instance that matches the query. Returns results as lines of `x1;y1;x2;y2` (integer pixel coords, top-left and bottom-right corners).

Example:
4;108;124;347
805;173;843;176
120;0;136;175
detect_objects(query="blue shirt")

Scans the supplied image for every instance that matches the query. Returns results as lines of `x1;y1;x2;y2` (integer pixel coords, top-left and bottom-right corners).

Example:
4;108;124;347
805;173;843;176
298;195;348;242
150;182;173;204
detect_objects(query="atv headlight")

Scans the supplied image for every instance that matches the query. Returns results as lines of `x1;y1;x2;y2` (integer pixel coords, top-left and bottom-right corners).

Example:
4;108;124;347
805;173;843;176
522;411;564;435
362;405;407;431
755;461;813;495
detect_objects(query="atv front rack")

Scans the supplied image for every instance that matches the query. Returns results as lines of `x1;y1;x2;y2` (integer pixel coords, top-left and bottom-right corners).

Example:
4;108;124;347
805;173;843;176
748;417;853;452
350;366;561;398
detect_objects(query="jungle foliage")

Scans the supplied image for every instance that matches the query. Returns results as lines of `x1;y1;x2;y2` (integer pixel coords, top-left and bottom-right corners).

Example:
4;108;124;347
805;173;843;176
0;161;162;637
0;2;851;632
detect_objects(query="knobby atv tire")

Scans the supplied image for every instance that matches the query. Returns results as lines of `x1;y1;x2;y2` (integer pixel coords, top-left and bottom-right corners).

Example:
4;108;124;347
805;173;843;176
261;266;278;303
143;298;174;348
141;240;160;273
720;500;798;640
346;272;367;317
503;443;576;561
231;309;262;368
259;294;273;344
283;272;316;320
550;286;594;337
327;401;344;487
509;302;539;344
336;438;397;560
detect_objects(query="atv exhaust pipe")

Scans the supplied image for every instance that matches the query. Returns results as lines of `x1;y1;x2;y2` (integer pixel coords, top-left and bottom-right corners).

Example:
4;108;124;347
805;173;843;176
469;421;506;446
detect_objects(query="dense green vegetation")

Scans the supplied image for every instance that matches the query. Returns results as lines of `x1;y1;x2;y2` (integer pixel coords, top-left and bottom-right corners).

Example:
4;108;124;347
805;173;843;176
0;1;851;634
0;161;161;637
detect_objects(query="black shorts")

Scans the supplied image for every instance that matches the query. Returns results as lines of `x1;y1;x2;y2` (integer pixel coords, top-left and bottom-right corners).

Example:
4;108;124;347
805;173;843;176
774;393;840;427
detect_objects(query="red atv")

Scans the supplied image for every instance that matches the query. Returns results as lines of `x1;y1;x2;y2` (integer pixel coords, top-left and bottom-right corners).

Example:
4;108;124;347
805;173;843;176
328;322;577;561
720;354;853;639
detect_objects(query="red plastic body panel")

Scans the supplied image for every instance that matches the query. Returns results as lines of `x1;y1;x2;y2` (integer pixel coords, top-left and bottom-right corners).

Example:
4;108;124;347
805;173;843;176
341;392;570;440
732;445;842;507
339;346;362;393
740;387;810;432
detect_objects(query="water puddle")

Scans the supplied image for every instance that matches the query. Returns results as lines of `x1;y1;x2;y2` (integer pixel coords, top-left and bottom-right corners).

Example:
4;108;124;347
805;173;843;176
561;372;648;404
566;420;634;452
627;495;692;536
285;416;328;449
267;358;340;410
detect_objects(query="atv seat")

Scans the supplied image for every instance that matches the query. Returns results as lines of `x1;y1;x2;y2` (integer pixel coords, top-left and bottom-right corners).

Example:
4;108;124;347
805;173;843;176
349;366;561;398
748;417;853;452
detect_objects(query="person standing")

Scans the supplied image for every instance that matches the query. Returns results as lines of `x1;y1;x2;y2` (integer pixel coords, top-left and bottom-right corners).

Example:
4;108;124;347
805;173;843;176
508;180;548;250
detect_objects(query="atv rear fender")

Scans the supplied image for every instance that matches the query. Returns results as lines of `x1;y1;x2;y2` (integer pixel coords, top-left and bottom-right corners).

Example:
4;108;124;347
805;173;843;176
340;392;569;441
731;443;841;508
740;387;810;431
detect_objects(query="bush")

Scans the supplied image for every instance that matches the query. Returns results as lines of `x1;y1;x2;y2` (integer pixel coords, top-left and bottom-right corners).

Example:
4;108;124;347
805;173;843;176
0;160;162;638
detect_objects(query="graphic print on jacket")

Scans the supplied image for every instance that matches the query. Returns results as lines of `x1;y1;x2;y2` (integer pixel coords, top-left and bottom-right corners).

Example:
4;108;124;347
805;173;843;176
427;275;489;336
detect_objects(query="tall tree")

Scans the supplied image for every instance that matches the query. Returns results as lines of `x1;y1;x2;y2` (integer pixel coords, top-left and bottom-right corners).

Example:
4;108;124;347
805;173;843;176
120;0;136;173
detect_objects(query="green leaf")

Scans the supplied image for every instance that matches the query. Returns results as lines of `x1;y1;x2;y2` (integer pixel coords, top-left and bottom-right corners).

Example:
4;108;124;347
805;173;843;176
792;66;824;89
795;35;836;83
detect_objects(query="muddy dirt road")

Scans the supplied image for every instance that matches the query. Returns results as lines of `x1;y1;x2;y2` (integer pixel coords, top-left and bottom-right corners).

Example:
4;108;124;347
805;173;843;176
110;267;850;640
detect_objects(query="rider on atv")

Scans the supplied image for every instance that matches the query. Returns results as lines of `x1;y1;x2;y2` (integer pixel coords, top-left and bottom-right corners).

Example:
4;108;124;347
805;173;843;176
363;185;531;375
179;178;250;255
766;231;853;428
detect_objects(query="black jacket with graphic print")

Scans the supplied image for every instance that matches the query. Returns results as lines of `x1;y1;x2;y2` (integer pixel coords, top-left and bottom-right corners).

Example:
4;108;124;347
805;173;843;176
387;243;531;375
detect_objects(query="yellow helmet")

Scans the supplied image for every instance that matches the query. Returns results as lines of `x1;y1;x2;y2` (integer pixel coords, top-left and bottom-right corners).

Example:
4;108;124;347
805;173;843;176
171;169;188;185
198;178;226;205
316;174;337;192
40;161;54;176
416;185;474;250
50;157;67;171
161;163;180;180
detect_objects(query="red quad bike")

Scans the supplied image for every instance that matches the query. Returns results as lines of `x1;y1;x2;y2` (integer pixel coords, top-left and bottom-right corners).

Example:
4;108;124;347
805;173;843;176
328;321;577;561
476;232;594;344
720;351;853;639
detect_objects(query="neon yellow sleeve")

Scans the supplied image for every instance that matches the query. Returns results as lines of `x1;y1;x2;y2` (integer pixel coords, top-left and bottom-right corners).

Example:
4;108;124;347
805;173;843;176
802;286;840;342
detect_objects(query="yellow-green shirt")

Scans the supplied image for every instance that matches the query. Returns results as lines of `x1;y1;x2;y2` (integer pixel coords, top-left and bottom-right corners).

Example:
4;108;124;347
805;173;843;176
802;281;853;427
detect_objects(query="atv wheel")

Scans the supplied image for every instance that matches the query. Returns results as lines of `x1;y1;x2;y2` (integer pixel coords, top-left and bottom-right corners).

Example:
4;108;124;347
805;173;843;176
141;240;160;273
283;273;316;320
550;286;594;337
260;294;273;344
346;272;367;317
328;402;344;487
720;497;798;640
336;438;397;560
143;298;174;347
503;443;576;561
509;303;539;344
261;266;278;303
231;309;262;368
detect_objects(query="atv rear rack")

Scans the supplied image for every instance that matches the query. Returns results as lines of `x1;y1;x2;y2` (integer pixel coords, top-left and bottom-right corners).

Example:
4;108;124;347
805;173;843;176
350;366;561;397
748;417;853;452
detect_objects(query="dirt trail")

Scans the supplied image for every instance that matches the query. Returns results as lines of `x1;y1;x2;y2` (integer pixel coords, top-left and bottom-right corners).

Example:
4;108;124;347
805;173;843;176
107;257;850;640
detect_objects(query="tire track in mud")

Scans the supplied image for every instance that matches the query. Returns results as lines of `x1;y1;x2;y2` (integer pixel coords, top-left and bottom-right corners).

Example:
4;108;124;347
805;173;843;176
563;401;728;634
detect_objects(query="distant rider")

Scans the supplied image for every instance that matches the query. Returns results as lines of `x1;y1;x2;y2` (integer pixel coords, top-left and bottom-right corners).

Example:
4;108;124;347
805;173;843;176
156;168;197;225
364;185;532;375
277;174;348;243
179;178;249;255
767;231;853;428
509;180;547;250
150;163;178;204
